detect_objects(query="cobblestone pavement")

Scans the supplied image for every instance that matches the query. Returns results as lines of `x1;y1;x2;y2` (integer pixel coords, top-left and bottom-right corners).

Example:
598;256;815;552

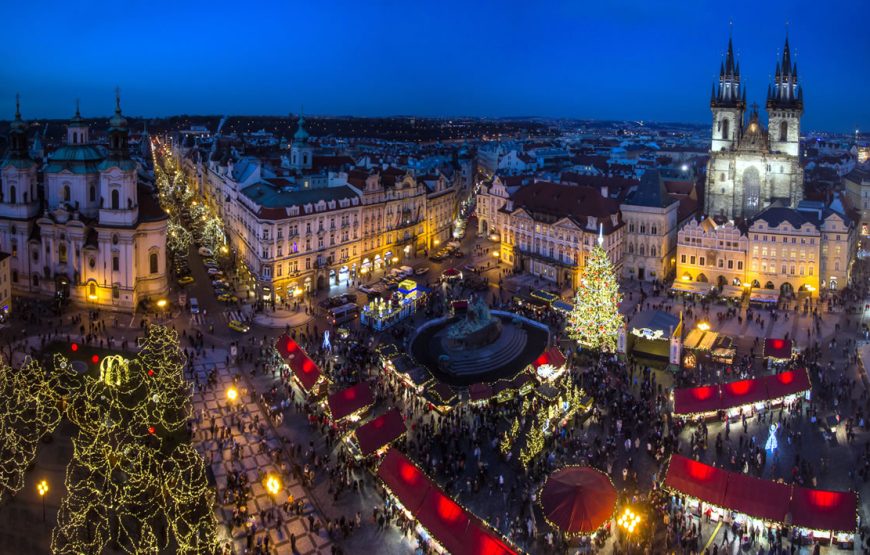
190;356;334;555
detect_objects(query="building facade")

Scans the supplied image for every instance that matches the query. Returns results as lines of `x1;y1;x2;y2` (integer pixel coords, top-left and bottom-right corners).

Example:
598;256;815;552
844;166;870;236
492;181;624;290
621;171;680;282
676;203;855;296
0;97;168;311
705;36;804;219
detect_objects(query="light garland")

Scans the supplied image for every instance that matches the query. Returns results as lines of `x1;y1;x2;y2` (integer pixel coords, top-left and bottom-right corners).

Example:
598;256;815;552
48;325;218;554
567;244;623;352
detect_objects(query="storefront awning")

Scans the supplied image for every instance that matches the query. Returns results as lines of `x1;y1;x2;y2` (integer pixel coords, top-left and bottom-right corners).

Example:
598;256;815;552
276;333;322;393
722;472;791;523
663;454;728;506
721;378;768;407
671;281;714;295
327;382;374;421
376;449;518;554
664;455;857;534
764;338;793;360
354;408;406;456
719;284;745;299
761;369;810;400
790;485;858;533
469;383;493;402
749;289;779;303
673;385;720;415
552;300;574;312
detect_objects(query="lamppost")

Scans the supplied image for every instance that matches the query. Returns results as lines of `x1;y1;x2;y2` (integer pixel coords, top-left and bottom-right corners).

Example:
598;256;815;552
617;506;641;552
263;473;282;508
226;386;238;404
37;480;48;522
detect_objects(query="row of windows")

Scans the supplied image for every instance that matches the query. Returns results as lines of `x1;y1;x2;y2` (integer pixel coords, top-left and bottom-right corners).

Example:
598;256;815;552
753;234;818;244
681;254;744;271
627;223;658;235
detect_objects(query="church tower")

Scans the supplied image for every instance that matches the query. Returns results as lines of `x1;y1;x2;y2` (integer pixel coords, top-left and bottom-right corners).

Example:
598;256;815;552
66;101;90;145
98;91;138;226
710;36;745;152
290;112;313;171
0;96;40;218
766;36;802;157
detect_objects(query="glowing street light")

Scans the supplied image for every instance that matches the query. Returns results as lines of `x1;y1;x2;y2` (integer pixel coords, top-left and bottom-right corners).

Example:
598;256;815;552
37;480;48;522
226;386;238;402
697;321;710;331
264;474;282;496
617;506;641;535
156;299;168;309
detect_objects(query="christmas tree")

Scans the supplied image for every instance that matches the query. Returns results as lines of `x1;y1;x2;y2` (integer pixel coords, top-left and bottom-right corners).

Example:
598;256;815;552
567;229;623;352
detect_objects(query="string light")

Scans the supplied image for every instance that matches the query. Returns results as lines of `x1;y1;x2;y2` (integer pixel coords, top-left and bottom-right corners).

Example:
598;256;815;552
567;243;623;352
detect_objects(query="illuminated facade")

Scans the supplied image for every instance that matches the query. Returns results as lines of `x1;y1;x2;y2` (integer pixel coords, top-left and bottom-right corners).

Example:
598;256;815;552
0;97;168;311
676;203;855;295
705;36;804;219
491;181;624;289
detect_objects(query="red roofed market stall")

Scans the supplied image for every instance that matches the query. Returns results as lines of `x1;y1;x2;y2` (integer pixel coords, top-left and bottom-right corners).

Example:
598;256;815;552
353;408;407;457
376;449;518;555
663;454;857;546
539;466;617;536
276;333;324;394
326;382;374;422
672;369;811;418
764;338;793;361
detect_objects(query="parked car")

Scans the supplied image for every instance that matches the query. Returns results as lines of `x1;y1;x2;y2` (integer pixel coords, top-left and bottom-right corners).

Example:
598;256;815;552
415;266;430;275
198;247;213;257
228;320;250;333
189;297;200;314
177;276;194;286
207;268;223;276
218;293;239;303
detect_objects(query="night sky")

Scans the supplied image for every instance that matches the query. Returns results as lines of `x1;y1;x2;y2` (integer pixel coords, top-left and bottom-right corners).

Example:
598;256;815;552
1;0;868;132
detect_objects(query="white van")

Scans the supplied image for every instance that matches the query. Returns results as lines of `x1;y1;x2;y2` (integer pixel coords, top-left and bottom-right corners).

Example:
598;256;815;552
399;265;414;277
190;297;200;314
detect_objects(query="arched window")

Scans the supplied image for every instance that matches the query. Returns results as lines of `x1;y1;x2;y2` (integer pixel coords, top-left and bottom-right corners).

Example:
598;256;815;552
149;251;159;274
721;118;730;140
779;121;788;142
111;189;120;210
89;185;96;202
63;185;71;202
59;243;67;264
88;282;96;297
9;186;15;203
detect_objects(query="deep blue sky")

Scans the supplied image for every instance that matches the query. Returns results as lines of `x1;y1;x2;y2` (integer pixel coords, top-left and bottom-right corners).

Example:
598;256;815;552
2;0;868;132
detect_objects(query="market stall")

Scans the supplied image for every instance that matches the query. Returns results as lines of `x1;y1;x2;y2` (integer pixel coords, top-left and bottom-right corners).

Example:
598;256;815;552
469;382;494;403
764;338;794;363
353;408;407;457
749;288;779;304
275;333;325;395
327;382;375;422
533;346;568;381
671;280;713;296
626;310;682;363
376;449;518;555
662;454;857;545
540;466;617;536
672;369;811;418
361;280;429;331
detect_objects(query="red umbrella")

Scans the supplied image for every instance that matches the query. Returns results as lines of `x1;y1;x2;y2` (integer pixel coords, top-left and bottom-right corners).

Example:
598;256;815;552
541;467;617;535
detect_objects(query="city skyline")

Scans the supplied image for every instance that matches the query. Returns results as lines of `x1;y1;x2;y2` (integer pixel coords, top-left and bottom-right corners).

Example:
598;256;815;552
2;0;869;133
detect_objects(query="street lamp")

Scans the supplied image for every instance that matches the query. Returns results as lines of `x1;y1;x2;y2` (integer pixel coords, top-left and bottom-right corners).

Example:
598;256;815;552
617;506;641;534
37;480;48;522
226;386;238;402
264;474;282;496
156;299;167;309
697;321;710;331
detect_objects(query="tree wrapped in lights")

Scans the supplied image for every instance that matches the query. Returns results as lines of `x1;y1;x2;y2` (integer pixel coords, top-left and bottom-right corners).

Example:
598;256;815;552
0;356;64;503
201;217;226;253
567;235;623;352
519;414;545;467
167;221;192;258
51;327;216;554
137;325;190;432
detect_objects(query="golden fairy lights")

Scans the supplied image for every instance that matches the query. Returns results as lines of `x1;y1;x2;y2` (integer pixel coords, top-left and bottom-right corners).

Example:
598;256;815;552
617;507;641;534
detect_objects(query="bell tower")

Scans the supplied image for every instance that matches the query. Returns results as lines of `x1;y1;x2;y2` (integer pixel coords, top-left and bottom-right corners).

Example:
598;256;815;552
710;36;745;152
66;100;90;145
766;36;802;157
98;90;138;226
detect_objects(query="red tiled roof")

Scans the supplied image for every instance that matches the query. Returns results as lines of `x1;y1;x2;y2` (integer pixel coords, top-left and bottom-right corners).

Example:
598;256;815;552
327;382;374;421
509;181;623;232
354;408;406;456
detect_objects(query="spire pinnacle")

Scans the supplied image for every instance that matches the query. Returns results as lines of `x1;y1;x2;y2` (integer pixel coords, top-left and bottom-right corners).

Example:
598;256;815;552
115;87;121;114
15;93;20;120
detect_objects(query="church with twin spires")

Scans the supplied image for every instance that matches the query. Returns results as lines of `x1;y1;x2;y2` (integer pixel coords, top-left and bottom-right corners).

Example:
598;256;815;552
0;95;168;311
704;35;804;219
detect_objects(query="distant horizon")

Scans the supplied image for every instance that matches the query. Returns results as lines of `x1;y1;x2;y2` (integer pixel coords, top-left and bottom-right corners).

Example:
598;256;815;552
2;1;869;133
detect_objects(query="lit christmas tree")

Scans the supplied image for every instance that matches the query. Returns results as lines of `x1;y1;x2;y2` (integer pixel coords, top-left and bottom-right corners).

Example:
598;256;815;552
567;228;623;352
